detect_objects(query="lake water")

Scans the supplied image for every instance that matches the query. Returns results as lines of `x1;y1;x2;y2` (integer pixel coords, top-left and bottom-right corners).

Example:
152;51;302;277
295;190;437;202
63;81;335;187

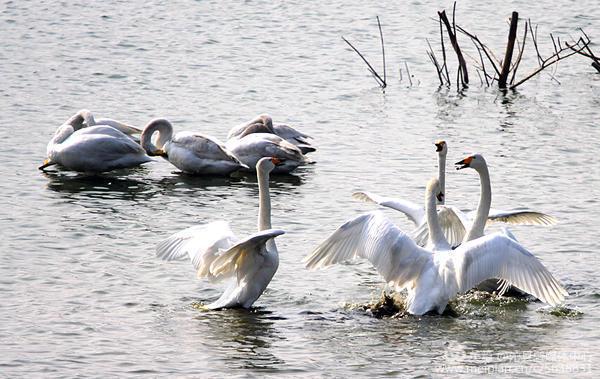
1;0;599;377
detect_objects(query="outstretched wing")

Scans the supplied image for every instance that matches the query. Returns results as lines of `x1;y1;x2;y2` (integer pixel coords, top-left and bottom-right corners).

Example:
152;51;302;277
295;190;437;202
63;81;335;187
156;221;236;280
209;229;285;281
304;212;432;289
351;191;425;226
411;205;468;248
486;209;558;226
452;233;568;306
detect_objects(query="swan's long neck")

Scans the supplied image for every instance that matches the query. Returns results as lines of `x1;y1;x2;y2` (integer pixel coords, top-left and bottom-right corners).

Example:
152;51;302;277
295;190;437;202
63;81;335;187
464;162;491;242
141;120;173;155
48;110;95;156
426;185;449;249
438;153;446;205
257;165;272;231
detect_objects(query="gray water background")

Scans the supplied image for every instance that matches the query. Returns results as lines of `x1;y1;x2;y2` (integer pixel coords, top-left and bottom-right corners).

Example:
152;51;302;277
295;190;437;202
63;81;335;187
1;0;599;377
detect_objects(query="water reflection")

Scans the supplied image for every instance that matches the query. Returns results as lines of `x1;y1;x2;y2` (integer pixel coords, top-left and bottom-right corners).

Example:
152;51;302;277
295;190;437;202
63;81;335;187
199;308;286;370
42;170;155;201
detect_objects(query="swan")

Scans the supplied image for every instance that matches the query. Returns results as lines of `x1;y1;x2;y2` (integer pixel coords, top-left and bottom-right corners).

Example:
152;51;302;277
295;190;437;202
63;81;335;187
39;110;151;172
304;177;567;315
354;141;557;247
227;114;315;154
225;132;308;174
156;157;285;309
140;118;247;175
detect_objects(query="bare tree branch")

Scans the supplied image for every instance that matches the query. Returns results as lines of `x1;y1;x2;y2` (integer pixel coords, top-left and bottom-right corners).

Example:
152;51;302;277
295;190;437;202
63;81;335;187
499;12;519;88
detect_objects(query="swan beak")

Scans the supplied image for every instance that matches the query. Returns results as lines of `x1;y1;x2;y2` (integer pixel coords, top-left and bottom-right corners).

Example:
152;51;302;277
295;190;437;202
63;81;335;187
434;140;445;152
152;149;168;158
271;157;286;166
455;156;473;170
436;192;445;202
38;158;55;170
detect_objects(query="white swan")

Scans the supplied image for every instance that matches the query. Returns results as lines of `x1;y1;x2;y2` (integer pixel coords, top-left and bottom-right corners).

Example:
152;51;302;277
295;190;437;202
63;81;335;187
304;177;567;316
226;132;308;174
140;118;247;175
227;114;315;154
156;157;285;309
354;141;557;247
40;110;151;172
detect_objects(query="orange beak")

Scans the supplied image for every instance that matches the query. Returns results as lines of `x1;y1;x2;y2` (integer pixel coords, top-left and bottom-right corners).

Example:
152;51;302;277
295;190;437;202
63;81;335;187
271;157;283;166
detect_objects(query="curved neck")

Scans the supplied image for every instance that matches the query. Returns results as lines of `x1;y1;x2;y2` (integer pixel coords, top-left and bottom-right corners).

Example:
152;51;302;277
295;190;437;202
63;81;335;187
257;165;272;231
48;124;75;150
426;187;449;249
464;163;492;241
65;109;94;131
240;123;273;138
437;153;446;205
141;120;173;154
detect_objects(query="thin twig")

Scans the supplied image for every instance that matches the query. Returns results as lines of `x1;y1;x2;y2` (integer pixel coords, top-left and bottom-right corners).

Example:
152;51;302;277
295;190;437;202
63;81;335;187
511;37;590;89
376;16;387;86
472;39;490;86
510;20;528;85
426;39;445;85
528;20;543;66
456;25;500;75
404;61;413;86
439;15;450;84
342;36;386;88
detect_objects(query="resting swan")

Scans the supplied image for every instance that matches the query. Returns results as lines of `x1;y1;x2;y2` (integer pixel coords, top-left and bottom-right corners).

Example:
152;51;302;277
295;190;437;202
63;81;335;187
227;114;315;154
304;177;567;316
156;157;285;309
225;132;308;174
354;141;557;247
140;118;246;175
39;110;151;173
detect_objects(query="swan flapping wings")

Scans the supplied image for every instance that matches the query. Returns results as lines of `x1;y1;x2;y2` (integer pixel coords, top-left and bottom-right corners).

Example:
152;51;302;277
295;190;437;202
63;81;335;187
304;212;432;290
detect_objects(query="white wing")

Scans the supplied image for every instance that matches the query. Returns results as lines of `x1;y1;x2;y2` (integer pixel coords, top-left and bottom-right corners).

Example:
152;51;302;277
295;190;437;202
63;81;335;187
351;191;425;226
486;209;558;226
94;118;142;135
304;212;432;289
411;205;469;248
156;221;236;280
209;229;285;281
452;233;568;306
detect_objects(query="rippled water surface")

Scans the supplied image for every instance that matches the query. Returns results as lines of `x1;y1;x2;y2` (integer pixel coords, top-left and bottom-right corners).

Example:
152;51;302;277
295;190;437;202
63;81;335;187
2;0;600;377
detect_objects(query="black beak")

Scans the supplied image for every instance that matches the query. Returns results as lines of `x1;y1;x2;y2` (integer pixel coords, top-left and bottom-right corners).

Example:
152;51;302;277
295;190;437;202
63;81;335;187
455;159;470;170
435;143;443;152
436;192;444;202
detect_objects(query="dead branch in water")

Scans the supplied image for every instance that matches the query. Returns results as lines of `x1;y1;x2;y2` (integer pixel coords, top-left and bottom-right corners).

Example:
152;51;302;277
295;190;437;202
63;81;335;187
568;29;600;73
438;9;468;87
510;36;590;89
342;16;387;89
498;12;519;88
431;6;592;90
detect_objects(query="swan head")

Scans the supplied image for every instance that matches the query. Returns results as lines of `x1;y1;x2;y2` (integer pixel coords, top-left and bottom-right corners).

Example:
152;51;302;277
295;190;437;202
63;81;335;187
256;156;286;172
455;153;486;171
434;140;447;155
257;114;274;129
141;118;173;157
426;177;444;203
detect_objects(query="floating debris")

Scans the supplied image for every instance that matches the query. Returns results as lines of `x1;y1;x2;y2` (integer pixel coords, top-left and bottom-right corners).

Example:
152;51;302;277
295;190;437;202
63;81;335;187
191;302;210;311
538;306;584;318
